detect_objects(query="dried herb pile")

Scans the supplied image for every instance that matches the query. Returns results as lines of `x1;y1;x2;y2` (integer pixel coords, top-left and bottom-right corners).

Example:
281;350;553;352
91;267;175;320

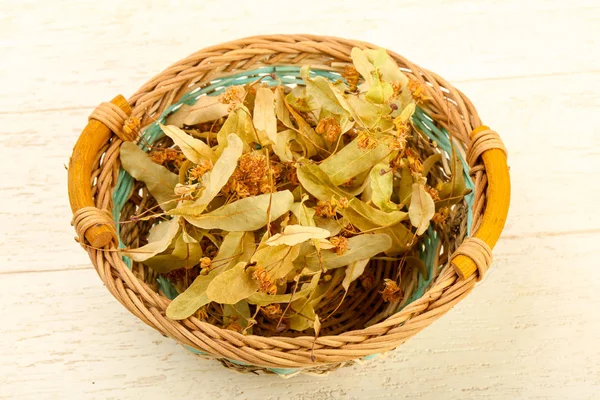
120;48;468;335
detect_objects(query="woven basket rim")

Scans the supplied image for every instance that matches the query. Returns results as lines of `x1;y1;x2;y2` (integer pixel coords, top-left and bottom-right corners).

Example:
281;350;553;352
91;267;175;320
68;34;510;374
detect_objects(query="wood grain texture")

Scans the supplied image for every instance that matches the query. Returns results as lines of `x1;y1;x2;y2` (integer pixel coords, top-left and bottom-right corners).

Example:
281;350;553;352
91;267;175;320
0;0;599;398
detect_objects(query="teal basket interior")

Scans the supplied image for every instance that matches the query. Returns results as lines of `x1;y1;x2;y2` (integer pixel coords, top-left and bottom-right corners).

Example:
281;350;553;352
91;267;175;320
112;66;475;374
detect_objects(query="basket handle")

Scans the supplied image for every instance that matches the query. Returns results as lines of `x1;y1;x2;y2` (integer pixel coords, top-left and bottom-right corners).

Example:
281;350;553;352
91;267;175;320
451;126;510;279
68;95;132;248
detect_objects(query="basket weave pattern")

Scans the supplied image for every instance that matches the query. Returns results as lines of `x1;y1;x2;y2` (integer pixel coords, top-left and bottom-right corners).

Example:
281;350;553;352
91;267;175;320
68;35;509;375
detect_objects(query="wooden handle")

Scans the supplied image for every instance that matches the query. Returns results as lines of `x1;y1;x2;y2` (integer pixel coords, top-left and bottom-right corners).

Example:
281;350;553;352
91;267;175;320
68;95;132;248
452;125;511;279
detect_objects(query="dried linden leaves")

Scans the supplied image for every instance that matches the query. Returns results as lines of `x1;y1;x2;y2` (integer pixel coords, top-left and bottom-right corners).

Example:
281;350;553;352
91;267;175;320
119;47;468;333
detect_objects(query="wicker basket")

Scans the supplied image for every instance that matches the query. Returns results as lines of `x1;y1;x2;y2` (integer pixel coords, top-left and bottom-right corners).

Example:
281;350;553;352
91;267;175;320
67;34;510;376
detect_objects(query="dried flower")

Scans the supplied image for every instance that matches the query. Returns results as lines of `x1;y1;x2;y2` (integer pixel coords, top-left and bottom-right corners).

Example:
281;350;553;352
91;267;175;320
195;306;209;320
411;159;423;174
223;152;278;198
357;133;378;150
381;279;402;302
387;136;407;151
188;159;213;182
425;185;440;201
252;266;277;295
407;78;432;104
405;148;424;174
391;81;404;97
259;178;273;194
404;147;418;160
336;196;350;209
432;206;450;227
149;148;186;167
261;304;282;319
200;257;212;271
314;196;348;218
285;164;299;185
240;152;269;181
393;115;410;140
315;117;342;142
315;200;337;218
271;163;283;180
329;236;349;255
342;66;360;92
219;86;245;106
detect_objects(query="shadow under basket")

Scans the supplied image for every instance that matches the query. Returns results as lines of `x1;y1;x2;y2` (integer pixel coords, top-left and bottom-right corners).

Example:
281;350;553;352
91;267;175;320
68;35;510;377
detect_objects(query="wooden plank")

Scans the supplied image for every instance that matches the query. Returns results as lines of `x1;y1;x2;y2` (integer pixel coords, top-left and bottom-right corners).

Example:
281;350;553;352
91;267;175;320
1;234;599;399
0;1;599;112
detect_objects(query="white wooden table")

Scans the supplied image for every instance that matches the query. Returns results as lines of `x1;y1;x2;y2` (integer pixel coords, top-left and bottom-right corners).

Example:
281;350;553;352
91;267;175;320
1;1;599;398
